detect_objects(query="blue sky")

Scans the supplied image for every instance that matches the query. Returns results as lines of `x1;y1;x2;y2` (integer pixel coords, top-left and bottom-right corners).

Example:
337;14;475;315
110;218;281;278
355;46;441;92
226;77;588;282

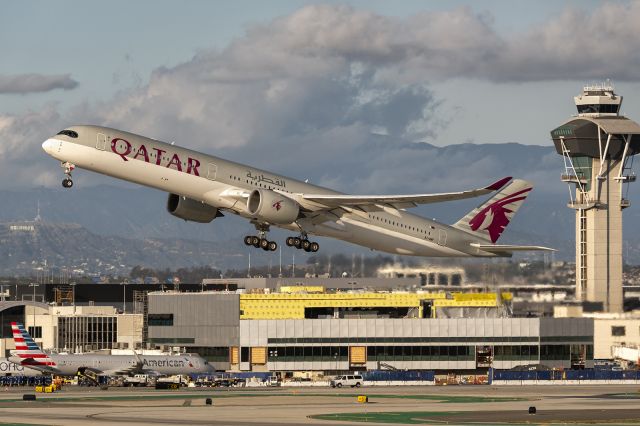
1;1;639;191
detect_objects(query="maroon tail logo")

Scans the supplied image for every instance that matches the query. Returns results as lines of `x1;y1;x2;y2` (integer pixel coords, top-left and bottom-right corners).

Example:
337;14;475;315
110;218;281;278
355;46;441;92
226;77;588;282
469;188;531;243
272;200;283;211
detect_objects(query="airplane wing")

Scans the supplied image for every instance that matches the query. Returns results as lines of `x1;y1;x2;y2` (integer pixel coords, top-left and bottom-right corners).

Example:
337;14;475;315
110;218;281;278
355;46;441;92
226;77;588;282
17;360;62;375
295;177;512;211
107;367;165;376
470;243;556;254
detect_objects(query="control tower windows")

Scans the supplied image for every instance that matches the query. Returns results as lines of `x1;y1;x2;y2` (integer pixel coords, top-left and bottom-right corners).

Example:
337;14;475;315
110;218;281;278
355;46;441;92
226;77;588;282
576;104;619;114
57;129;78;138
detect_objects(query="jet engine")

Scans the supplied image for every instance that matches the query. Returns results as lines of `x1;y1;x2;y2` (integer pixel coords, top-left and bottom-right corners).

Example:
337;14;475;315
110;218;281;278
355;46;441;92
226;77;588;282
246;189;300;224
167;194;222;223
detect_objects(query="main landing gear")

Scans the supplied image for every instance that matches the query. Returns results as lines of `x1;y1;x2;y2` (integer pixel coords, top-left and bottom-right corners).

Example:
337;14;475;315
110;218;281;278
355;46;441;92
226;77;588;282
61;162;75;188
244;235;278;251
244;224;277;251
285;234;319;252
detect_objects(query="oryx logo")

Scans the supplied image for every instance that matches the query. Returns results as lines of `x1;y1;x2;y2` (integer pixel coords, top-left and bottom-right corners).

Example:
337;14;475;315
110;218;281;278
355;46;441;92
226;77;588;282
469;188;531;243
272;200;283;211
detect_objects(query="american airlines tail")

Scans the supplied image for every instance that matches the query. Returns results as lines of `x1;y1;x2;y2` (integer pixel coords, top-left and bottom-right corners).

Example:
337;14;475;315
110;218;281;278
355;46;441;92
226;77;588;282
10;322;56;367
452;179;532;243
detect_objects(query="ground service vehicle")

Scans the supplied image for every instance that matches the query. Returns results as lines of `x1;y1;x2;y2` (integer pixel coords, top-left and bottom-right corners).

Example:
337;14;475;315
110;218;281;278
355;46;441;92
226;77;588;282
124;374;150;387
330;374;363;388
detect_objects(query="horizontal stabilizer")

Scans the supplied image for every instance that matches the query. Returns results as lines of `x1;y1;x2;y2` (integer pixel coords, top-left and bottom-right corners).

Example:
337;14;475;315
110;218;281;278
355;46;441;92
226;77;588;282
470;243;555;253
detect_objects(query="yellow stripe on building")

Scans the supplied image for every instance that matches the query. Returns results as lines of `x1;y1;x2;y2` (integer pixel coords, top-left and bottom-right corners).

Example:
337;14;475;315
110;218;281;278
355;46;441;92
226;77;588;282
239;291;510;320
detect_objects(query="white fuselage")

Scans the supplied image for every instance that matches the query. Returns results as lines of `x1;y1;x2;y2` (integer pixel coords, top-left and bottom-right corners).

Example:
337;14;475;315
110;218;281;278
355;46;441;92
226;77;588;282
0;358;41;376
42;125;498;257
9;353;213;376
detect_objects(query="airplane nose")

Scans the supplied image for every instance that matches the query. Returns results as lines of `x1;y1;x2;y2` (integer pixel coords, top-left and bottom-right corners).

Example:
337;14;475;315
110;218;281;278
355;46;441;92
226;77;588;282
42;139;55;153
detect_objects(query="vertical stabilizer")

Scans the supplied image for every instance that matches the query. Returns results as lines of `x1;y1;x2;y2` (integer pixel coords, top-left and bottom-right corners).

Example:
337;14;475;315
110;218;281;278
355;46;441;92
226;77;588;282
10;322;55;366
452;179;533;243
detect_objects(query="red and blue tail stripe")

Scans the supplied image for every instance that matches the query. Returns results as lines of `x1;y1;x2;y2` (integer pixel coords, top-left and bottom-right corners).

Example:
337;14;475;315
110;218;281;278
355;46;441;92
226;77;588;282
10;322;56;366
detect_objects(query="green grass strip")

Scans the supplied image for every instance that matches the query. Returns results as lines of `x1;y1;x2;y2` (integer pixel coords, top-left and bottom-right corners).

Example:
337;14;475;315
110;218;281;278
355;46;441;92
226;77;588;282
0;423;46;426
313;411;454;424
0;391;527;404
312;411;640;425
314;393;527;403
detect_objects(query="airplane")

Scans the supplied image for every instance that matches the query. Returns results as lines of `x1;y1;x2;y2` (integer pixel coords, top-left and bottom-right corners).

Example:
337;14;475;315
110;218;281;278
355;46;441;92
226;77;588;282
41;125;552;257
0;357;41;376
8;322;214;377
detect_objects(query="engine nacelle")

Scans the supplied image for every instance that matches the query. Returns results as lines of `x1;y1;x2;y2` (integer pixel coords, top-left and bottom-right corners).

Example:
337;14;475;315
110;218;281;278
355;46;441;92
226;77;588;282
167;194;221;223
246;189;300;224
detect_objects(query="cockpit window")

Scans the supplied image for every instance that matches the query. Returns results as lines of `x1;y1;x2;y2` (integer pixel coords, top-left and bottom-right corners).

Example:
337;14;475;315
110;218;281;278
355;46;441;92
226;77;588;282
57;129;78;138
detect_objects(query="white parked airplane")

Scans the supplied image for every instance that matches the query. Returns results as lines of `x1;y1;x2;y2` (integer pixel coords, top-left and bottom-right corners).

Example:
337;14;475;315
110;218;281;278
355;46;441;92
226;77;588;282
42;126;551;257
8;322;213;377
0;357;41;376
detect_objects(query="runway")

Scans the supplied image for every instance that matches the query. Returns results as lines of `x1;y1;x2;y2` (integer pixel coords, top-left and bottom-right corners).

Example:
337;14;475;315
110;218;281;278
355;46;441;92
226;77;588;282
1;385;639;425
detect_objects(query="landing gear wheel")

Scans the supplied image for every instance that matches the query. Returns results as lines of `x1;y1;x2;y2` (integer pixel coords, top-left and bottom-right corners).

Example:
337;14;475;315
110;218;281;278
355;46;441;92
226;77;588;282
244;236;253;246
301;240;311;251
310;242;319;252
293;237;301;249
260;238;270;250
251;236;260;247
268;241;278;251
60;162;75;189
286;237;296;247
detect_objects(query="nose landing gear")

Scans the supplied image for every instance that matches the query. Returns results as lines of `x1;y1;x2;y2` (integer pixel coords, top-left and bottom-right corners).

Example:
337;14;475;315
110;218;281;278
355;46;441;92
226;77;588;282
61;162;75;188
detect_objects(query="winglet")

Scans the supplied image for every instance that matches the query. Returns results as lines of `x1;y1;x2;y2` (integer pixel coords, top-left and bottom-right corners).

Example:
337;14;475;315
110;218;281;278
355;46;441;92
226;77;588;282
485;176;512;191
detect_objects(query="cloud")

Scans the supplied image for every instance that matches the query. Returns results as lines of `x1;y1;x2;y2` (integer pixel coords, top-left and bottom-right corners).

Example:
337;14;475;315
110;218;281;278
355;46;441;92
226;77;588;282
3;2;640;195
496;4;640;82
0;73;78;95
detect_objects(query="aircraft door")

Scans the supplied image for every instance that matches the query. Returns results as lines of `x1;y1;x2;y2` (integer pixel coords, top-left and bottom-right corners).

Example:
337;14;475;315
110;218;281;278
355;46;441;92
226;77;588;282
437;229;447;246
96;133;107;150
207;163;217;180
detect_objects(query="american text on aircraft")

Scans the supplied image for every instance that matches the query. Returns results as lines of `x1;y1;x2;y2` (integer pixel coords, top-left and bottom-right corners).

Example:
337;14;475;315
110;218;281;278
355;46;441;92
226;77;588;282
142;359;189;368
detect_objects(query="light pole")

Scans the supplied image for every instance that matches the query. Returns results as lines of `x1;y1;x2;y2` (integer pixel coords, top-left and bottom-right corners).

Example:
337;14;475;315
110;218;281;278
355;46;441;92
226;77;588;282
71;282;76;314
28;283;39;332
122;281;127;313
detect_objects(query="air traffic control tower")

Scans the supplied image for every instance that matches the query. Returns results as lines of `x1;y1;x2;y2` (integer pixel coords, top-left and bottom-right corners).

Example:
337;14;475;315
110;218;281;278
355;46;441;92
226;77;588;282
551;83;640;312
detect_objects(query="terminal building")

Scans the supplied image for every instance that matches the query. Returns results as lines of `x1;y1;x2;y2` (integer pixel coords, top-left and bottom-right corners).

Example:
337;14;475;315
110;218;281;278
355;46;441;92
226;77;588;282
147;290;594;374
6;277;640;375
0;302;142;358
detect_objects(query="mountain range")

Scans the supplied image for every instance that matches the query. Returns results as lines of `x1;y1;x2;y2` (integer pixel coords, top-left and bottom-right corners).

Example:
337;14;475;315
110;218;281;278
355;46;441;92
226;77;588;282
2;141;640;275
